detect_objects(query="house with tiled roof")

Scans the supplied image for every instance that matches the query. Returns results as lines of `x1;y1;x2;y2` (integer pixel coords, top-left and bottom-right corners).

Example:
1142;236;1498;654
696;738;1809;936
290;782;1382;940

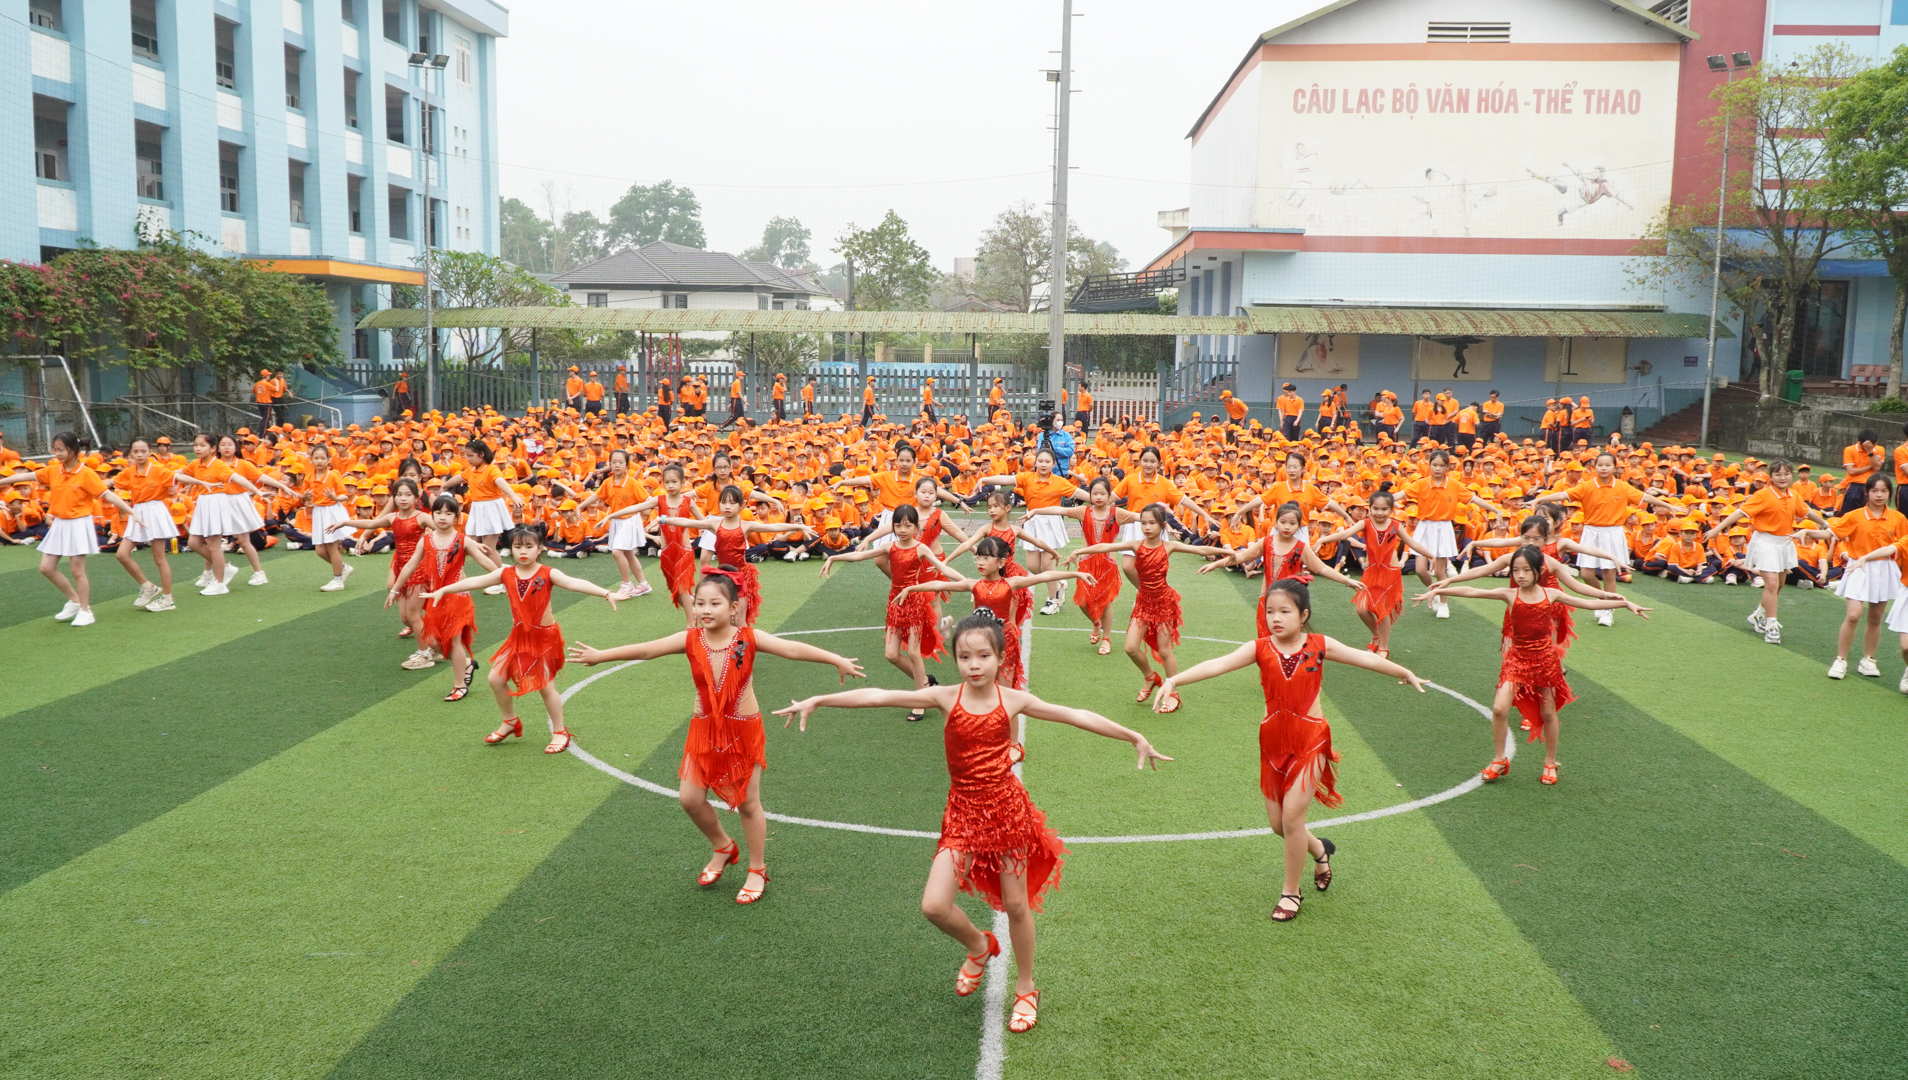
551;241;833;312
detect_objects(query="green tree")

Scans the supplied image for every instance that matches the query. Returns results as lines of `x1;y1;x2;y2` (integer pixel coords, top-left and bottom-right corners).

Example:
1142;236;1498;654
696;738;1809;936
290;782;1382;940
1822;45;1908;398
608;180;706;250
836;210;935;311
1634;44;1864;399
499;195;552;273
742;216;813;269
421;249;564;365
721;329;819;376
971;202;1127;313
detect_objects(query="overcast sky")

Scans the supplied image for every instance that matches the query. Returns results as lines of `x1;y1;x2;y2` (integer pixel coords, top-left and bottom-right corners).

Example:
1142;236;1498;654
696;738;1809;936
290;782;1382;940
494;1;1312;272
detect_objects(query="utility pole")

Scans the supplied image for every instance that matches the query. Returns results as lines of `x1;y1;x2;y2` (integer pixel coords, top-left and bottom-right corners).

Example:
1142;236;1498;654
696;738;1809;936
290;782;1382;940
1699;51;1752;448
1046;0;1073;408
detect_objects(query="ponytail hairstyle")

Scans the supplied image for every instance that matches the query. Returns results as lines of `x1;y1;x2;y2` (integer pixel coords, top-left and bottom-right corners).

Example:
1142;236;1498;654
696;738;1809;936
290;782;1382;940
986;489;1014;511
465;439;495;465
50;430;88;457
696;565;741;603
1140;502;1170;526
392;477;422;500
1510;544;1547;580
1262;578;1313;630
1275;500;1304;527
1088;475;1113;496
1518;513;1553;540
429;494;463;515
501;522;546;549
892;503;920;527
718;483;745;508
974;535;1013;561
951;610;1006;655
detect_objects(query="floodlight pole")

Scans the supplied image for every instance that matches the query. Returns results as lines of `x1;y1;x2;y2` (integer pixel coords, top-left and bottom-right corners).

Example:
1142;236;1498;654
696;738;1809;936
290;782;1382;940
410;52;448;414
1699;56;1748;449
1046;0;1072;407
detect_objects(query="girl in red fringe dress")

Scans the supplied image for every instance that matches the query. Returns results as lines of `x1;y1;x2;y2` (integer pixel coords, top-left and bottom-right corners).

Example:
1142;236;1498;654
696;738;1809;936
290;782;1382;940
657;483;816;627
603;463;697;619
340;478;432;664
424;523;621;753
1200;499;1367;643
777;611;1169;1034
1022;476;1140;654
821;504;959;721
1155;579;1426;922
570;568;864;904
1064;503;1227;710
896;536;1098;691
1420;545;1648;786
392;494;501;701
858;475;973;638
1311;490;1440;657
947;489;1059;583
1443;509;1628;659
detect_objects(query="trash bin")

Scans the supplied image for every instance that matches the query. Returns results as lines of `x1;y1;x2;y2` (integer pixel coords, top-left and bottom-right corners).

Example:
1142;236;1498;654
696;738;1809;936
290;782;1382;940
1782;369;1805;403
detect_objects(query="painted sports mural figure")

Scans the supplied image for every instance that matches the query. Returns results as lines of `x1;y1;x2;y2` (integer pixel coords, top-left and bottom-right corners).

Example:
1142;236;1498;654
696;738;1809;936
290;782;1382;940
778;611;1169;1035
1152;579;1424;923
568;568;864;905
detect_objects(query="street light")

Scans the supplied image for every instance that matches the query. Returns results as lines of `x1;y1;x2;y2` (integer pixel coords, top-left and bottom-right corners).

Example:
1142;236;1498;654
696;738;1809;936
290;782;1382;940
1698;50;1753;449
407;51;449;414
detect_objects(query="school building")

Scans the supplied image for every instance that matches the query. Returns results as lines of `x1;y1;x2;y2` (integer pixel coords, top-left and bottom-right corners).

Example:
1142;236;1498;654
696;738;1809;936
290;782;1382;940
1146;0;1908;437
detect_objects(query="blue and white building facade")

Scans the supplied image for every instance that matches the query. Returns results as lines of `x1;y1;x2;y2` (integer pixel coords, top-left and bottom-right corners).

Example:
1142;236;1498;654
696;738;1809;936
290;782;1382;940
2;0;506;364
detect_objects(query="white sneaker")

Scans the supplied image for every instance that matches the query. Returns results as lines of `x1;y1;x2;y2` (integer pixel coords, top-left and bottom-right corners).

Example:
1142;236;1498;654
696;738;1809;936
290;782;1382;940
400;649;437;670
630;581;653;597
340;564;355;584
1040;597;1062;615
247;571;269;586
1747;610;1766;633
222;564;240;585
1762;620;1781;644
1797;580;1814;589
201;581;230;596
1899;669;1908;694
145;594;175;612
133;582;160;609
1828;657;1848;680
1596;608;1615;627
782;550;797;562
1677;575;1693;584
484;584;505;595
1858;656;1882;678
319;576;345;592
194;570;212;588
1751;575;1764;588
54;601;81;621
1435;600;1451;619
796;550;810;561
71;607;95;627
1724;572;1738;585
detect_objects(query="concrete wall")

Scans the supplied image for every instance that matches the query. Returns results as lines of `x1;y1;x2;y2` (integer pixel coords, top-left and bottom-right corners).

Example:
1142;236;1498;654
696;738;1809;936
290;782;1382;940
1716;399;1905;467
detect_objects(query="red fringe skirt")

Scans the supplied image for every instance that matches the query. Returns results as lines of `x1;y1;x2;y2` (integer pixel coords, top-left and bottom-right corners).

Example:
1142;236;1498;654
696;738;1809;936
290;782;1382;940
660;544;697;606
681;710;767;809
736;562;762;626
423;592;476;657
1499;642;1574;733
491;621;564;696
1129;584;1182;660
887;590;944;661
1354;563;1404;623
938;776;1067;914
1073;552;1120;624
1259;713;1342;807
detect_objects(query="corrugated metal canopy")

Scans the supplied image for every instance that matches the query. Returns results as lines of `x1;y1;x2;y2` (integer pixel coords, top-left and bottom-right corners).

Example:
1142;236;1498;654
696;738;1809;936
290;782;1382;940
355;305;1728;338
355;307;1251;335
1245;307;1729;338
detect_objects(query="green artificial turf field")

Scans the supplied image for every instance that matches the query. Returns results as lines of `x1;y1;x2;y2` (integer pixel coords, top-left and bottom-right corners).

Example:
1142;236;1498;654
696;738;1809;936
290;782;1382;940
1;527;1904;1079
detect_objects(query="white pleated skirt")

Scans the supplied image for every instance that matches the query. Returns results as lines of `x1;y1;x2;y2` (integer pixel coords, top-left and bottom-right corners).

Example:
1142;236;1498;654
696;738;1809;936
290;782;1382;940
869;509;897;549
1576;525;1630;570
1745;531;1798;573
189;493;239;537
310;503;352;544
1021;511;1070;556
40;515;99;557
225;494;264;534
1413;520;1459;559
1835;559;1904;604
1886;592;1908;633
467;497;514;537
607;516;646;552
125;501;178;544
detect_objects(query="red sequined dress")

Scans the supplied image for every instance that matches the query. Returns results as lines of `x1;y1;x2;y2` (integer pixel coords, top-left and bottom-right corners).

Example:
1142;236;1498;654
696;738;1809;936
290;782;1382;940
1501;541;1576;654
917;507;949;582
1256;538;1315;639
1073;510;1121;624
680;626;766;808
1354;519;1404;622
1256;633;1342;806
492;564;564;696
712;523;761;625
390;512;428;596
1499;591;1574;733
984;523;1029;579
421;531;476;656
938;685;1067;913
657;493;698;605
885;541;944;660
1128;541;1181;659
971;577;1029;689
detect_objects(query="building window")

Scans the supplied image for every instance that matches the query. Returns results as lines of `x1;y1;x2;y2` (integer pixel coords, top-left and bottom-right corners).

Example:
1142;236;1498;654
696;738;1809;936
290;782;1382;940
136;123;165;200
288;161;307;224
347;175;363;233
219;143;241;212
419;103;435;154
284;46;303;109
33;96;68;182
388;186;409;239
382;0;400;42
385;86;407;143
131;0;160;59
1426;21;1510;42
454;34;472;84
28;0;62;32
340;0;355;24
416;10;431;54
1744;280;1852;380
343;69;358;127
758;294;769;310
675;294;689;309
215;19;237;89
425;197;439;247
354;328;370;359
772;300;785;311
587;293;608;308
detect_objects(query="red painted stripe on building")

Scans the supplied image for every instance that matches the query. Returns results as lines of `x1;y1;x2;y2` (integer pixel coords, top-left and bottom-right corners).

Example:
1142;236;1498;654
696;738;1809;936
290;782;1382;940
1771;24;1880;35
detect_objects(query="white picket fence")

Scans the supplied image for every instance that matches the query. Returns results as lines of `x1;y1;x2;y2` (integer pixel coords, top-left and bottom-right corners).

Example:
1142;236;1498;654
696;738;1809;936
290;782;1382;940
1082;371;1160;426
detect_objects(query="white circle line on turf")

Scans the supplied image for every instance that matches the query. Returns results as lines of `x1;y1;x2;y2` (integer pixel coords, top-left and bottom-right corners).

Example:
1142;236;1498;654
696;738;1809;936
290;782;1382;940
559;624;1509;843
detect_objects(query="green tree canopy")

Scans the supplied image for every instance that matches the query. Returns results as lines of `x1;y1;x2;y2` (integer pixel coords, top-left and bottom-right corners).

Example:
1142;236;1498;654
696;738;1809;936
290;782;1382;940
1823;44;1908;398
836;210;935;311
971;202;1126;313
742;216;813;269
608;180;706;250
